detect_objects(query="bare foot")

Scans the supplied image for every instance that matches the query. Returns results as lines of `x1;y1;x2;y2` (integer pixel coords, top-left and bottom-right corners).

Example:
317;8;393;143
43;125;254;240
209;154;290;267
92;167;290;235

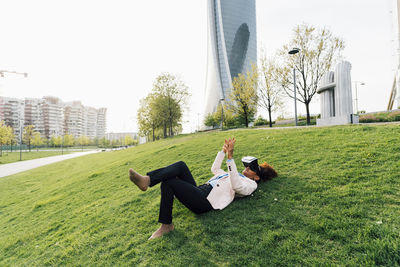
148;224;175;240
129;168;150;191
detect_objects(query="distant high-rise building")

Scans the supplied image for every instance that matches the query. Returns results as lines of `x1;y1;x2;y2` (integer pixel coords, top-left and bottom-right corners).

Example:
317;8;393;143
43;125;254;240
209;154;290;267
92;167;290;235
204;0;257;117
0;97;25;141
96;108;107;138
42;96;64;139
0;95;106;140
85;106;98;139
24;98;44;135
64;101;85;138
63;102;107;139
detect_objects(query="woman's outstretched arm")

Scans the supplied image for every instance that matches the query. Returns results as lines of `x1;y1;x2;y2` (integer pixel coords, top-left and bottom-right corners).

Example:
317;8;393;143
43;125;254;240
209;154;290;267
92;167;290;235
210;141;228;175
225;138;257;196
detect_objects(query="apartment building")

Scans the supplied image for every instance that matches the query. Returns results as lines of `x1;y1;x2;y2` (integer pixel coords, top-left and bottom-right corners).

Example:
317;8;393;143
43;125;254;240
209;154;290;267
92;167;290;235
0;97;25;141
42;96;64;139
96;108;107;138
85;106;98;139
0;96;106;140
24;98;44;135
64;101;85;138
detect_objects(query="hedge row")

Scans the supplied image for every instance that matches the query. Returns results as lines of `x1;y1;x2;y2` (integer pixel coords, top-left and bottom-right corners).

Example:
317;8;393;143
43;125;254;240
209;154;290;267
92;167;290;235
359;111;400;123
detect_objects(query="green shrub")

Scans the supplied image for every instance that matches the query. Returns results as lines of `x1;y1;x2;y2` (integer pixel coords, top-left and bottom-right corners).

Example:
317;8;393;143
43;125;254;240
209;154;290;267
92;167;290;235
359;111;400;123
204;113;219;128
388;111;400;121
254;116;269;126
298;114;320;121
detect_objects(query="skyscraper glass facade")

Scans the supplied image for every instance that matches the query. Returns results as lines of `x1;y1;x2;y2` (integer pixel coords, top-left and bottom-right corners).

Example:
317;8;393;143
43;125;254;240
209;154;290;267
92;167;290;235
204;0;257;116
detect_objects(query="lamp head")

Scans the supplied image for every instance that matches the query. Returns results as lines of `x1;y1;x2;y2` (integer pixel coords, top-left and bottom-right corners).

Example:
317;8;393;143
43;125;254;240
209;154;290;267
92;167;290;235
288;48;300;55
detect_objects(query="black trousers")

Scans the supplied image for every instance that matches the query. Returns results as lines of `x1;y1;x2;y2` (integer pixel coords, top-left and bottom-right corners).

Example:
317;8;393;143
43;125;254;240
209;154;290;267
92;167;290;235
147;161;214;224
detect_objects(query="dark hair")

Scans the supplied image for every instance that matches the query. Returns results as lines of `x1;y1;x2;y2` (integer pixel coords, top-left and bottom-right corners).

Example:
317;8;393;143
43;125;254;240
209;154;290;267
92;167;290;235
258;162;278;182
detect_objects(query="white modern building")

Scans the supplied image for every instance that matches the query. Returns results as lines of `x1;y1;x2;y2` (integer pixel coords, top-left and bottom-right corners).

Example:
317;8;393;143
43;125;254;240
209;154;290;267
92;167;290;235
105;132;138;142
317;61;359;126
204;0;257;117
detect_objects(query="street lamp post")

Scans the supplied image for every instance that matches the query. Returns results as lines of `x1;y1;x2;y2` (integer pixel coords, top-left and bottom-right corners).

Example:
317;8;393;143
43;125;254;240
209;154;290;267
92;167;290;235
353;81;365;114
197;113;200;132
19;120;23;161
1;70;28;160
288;48;300;126
220;99;224;131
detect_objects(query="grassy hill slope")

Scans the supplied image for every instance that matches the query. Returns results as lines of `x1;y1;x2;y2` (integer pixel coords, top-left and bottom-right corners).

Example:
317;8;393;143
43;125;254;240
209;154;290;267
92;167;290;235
1;125;399;266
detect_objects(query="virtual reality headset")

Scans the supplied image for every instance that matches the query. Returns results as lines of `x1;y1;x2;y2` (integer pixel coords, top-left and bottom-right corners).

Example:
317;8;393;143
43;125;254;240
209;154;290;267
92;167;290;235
241;156;261;177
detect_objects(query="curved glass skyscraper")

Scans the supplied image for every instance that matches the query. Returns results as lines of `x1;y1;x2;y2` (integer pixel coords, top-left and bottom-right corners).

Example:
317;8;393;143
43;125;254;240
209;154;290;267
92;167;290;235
204;0;257;116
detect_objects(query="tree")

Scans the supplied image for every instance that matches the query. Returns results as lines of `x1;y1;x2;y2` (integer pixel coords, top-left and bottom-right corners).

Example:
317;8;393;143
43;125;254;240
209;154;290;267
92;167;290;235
8;130;17;153
217;105;236;128
51;135;62;147
124;135;136;146
23;125;35;152
0;123;4;156
137;94;160;141
258;55;284;127
5;125;14;153
152;73;189;137
99;137;110;148
32;132;43;151
77;136;89;151
275;23;344;124
206;104;237;129
137;73;190;140
111;139;120;148
63;134;75;148
226;64;258;128
0;121;12;156
204;113;219;128
91;137;99;147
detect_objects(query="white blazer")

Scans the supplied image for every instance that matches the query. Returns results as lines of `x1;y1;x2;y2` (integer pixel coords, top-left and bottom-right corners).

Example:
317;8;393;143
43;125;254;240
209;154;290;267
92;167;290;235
206;151;258;210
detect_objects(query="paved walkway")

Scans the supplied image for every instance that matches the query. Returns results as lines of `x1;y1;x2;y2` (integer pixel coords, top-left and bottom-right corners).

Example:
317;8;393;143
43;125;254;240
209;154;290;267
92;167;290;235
0;150;101;178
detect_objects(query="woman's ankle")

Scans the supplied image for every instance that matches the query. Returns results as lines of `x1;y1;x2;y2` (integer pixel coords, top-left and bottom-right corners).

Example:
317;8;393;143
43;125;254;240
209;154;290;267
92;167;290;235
161;223;174;229
145;176;151;187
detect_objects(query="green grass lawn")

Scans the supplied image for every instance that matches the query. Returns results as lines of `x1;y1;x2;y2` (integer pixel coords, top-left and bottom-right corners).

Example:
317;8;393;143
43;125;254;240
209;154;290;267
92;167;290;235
0;151;72;164
0;124;399;266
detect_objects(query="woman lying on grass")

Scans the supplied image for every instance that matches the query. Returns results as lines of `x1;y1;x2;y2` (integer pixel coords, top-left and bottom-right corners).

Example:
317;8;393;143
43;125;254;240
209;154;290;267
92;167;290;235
129;138;277;240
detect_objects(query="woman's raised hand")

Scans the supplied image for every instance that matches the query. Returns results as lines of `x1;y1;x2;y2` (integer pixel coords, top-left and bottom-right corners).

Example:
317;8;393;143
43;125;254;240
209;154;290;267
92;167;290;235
223;139;231;152
225;138;236;159
229;138;236;148
222;141;228;153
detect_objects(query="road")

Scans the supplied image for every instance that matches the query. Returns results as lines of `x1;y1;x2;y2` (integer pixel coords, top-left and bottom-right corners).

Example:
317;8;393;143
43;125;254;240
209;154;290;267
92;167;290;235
0;150;101;178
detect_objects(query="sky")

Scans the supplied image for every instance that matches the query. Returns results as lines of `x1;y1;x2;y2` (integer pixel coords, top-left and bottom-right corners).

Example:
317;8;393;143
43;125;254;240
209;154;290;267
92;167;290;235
0;0;397;133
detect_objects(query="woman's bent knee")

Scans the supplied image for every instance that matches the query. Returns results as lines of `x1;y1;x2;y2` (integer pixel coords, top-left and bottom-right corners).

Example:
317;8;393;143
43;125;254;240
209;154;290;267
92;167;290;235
175;161;187;168
177;161;186;166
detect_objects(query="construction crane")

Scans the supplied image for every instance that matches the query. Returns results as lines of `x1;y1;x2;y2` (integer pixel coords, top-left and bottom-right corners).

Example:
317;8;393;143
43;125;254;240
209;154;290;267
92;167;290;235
387;74;397;110
0;70;28;78
388;0;400;110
